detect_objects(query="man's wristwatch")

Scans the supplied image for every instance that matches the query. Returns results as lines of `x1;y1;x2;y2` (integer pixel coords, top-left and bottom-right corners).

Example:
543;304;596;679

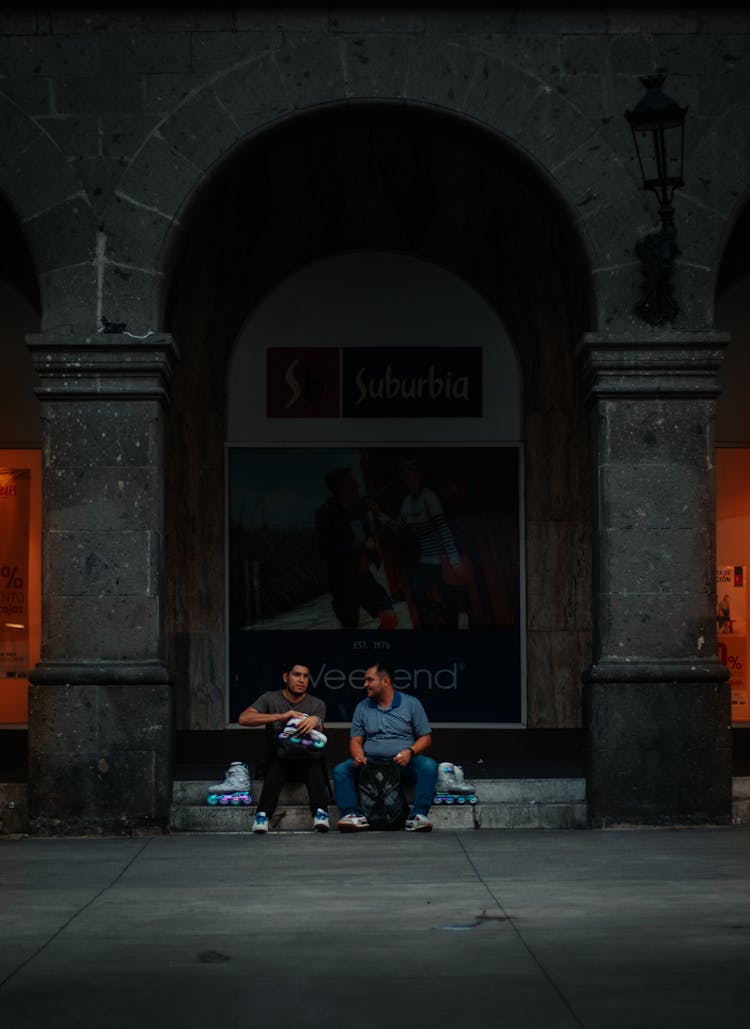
408;747;415;758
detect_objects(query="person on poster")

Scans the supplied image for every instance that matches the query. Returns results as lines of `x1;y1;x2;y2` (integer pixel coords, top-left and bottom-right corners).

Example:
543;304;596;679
369;457;470;630
333;662;438;833
717;593;733;633
314;466;397;630
238;661;330;833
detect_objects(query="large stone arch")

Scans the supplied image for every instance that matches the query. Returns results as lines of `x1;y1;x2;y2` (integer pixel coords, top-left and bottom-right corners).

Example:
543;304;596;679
14;25;739;831
712;107;750;445
101;35;644;335
3;38;745;339
688;95;750;326
0;92;95;332
157;89;594;732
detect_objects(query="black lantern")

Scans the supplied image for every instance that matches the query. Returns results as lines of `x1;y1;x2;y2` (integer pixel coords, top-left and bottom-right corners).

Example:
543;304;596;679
625;71;688;326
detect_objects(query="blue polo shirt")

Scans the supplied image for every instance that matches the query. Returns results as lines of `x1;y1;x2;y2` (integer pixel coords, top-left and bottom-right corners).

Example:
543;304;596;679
350;690;432;760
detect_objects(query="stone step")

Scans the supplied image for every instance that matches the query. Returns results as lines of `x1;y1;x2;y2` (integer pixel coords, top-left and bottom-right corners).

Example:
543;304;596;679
172;776;587;806
0;782;27;835
169;800;584;832
170;777;589;831
3;778;750;835
732;776;750;824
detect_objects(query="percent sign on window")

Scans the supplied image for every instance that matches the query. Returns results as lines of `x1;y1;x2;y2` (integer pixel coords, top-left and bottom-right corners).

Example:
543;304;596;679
1;566;23;589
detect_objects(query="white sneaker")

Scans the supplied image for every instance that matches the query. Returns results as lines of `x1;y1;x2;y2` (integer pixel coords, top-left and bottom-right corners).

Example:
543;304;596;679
252;811;269;833
405;813;433;832
337;813;369;832
313;809;330;833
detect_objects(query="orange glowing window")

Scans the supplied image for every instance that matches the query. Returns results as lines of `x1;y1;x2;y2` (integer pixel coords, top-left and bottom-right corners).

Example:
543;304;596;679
0;450;41;725
716;447;750;724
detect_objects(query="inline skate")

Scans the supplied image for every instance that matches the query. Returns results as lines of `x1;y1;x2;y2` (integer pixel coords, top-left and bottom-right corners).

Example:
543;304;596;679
206;760;252;806
433;761;477;805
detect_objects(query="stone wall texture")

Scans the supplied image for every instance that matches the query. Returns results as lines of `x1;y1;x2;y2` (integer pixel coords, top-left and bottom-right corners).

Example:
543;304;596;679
1;7;748;334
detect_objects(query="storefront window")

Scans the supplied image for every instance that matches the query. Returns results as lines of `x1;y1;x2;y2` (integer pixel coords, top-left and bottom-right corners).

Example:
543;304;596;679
225;251;525;727
0;450;41;724
716;447;750;724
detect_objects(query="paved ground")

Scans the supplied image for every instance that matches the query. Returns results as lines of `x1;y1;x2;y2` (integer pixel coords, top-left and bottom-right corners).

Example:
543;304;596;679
1;827;749;1029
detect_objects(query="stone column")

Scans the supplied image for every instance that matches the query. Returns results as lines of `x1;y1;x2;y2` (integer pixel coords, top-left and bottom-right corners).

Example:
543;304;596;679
26;333;179;834
578;331;733;826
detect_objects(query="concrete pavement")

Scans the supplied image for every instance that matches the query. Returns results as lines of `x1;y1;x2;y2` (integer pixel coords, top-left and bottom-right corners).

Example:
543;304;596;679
1;827;749;1028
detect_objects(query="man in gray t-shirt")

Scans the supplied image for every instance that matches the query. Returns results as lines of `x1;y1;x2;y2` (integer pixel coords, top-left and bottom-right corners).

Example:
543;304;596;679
238;662;329;833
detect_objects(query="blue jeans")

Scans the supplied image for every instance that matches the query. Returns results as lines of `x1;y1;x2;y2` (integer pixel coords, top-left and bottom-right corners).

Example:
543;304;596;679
333;755;438;818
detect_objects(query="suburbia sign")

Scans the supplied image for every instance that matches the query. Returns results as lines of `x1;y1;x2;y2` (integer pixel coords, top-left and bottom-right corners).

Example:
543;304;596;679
267;346;482;418
343;347;481;417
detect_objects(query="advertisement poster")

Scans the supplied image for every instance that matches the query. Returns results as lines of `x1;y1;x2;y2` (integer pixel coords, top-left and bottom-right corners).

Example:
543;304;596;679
0;468;30;677
717;565;750;722
228;446;523;725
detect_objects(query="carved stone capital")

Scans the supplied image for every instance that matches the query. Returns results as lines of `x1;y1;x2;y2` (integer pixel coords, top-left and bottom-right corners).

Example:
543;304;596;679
576;330;729;403
29;660;171;687
26;333;180;406
584;657;729;686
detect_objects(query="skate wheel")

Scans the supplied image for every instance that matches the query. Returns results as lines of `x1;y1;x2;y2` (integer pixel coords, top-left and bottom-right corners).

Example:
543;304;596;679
445;795;455;804
240;794;252;805
230;794;241;805
218;795;232;805
207;795;219;806
456;796;467;805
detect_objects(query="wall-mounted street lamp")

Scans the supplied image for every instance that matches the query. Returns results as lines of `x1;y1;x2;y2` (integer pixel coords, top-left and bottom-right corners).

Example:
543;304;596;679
625;71;688;326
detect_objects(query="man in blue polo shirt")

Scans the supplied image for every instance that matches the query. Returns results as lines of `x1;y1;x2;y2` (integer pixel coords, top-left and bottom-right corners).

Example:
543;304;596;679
333;661;438;832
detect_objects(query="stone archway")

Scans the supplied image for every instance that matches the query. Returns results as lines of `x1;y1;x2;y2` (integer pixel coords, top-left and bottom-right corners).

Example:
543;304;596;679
102;36;639;336
161;102;594;735
15;29;738;829
0;189;42;447
0;94;95;333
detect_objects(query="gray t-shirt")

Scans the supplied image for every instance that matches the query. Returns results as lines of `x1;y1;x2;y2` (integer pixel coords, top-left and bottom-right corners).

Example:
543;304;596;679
250;689;326;747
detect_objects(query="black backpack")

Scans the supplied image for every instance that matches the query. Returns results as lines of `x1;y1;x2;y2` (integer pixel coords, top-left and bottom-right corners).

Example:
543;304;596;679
357;761;409;831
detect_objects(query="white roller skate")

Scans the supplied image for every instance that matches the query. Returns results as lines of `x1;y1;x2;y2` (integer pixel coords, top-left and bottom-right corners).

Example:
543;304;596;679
277;717;327;751
206;761;252;806
434;761;477;805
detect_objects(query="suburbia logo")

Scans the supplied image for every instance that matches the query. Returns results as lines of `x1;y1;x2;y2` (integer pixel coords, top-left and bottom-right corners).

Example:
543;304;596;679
309;664;461;691
267;346;482;419
345;347;481;418
267;347;340;418
352;364;470;405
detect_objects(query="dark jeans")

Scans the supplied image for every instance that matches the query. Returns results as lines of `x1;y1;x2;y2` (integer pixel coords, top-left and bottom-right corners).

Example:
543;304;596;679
333;755;438;818
256;752;329;817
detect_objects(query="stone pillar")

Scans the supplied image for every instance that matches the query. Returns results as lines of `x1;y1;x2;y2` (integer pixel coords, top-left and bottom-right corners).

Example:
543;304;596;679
578;332;733;826
26;333;179;834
